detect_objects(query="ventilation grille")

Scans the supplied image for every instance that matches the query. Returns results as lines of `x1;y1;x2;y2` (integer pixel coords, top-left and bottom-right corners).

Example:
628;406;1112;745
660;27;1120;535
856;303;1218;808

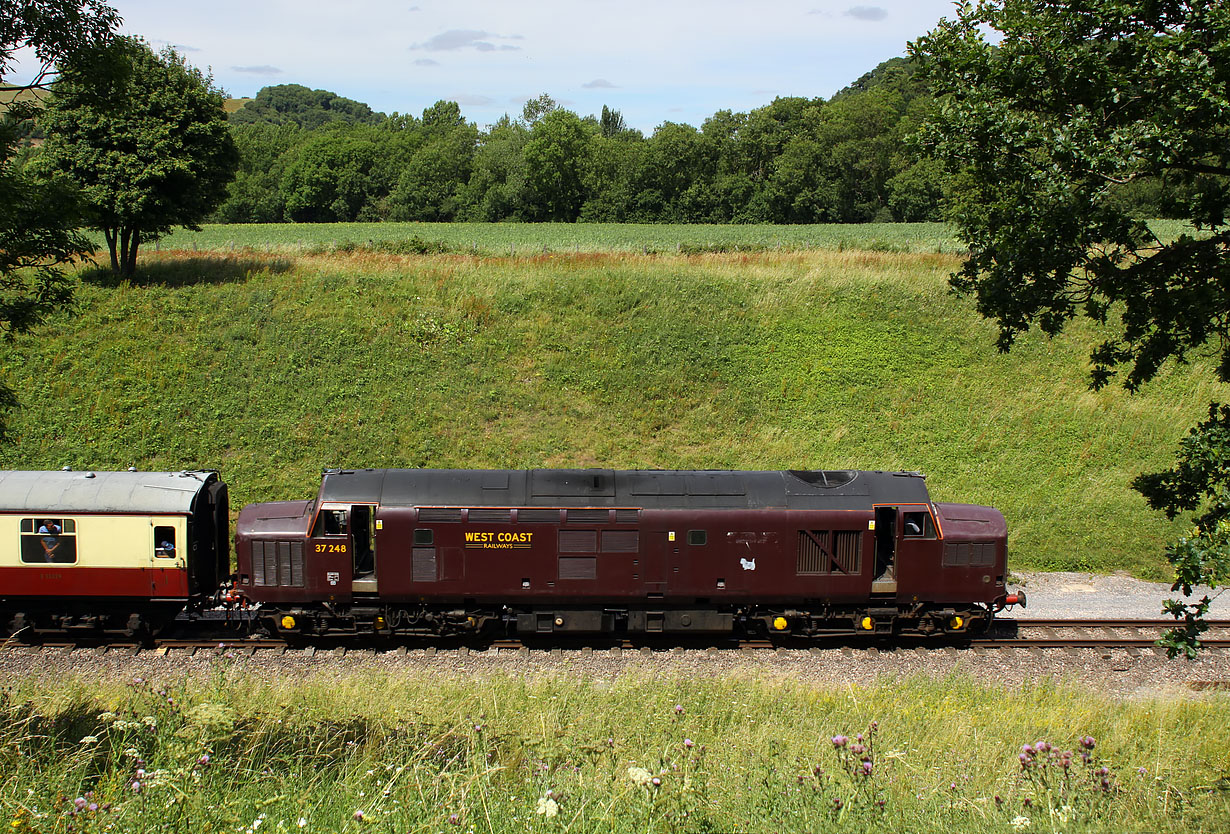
601;530;640;553
558;556;597;580
251;540;304;587
796;530;860;575
943;541;997;567
565;508;609;524
412;547;438;582
559;529;598;553
518;508;560;523
614;509;640;524
418;508;463;523
468;508;512;523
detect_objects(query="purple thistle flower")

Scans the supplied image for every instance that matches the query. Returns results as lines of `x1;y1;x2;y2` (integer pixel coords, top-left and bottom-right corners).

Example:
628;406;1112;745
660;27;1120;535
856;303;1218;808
353;810;365;821
674;704;684;715
831;735;848;748
88;803;98;813
74;797;87;811
448;813;460;825
651;777;661;787
1080;735;1096;750
1138;767;1148;776
683;738;694;748
833;798;843;810
861;761;873;776
197;754;210;766
1019;753;1030;768
1021;744;1035;756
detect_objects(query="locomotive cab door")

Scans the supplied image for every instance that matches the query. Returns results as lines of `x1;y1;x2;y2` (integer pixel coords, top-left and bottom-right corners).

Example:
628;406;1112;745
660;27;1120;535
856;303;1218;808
872;506;897;594
350;504;378;594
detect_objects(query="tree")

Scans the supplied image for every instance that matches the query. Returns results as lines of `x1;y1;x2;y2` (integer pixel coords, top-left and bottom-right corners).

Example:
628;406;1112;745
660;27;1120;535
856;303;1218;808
0;0;117;436
37;35;238;275
522;109;590;221
911;0;1230;654
230;84;384;129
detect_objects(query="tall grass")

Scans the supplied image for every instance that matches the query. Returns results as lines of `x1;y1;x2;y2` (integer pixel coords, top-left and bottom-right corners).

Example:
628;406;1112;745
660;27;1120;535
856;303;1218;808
2;669;1226;833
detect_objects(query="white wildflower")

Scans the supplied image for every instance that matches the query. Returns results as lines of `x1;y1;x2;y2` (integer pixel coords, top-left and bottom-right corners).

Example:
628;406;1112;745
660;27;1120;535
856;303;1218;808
98;712;118;723
79;735;99;744
297;819;307;829
535;794;559;818
1051;806;1073;825
1010;816;1031;830
627;766;653;787
142;716;158;729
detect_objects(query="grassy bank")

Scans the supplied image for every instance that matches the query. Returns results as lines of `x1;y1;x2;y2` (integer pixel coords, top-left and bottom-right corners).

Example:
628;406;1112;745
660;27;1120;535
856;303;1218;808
0;246;1223;577
3;669;1227;833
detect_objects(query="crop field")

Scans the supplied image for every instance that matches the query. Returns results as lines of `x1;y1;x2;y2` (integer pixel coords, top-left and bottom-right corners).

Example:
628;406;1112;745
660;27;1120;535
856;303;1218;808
1;225;1225;578
127;219;1199;258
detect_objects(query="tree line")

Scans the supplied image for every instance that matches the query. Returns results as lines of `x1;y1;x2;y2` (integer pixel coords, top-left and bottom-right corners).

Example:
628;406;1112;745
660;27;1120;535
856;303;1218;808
216;63;948;225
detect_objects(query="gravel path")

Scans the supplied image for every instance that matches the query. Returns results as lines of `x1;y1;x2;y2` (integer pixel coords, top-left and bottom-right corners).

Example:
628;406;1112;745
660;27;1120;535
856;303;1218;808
1002;571;1230;620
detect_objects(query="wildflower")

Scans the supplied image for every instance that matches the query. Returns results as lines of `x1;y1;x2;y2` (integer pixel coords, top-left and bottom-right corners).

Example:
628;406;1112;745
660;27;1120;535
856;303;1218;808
297;818;307;828
74;797;87;811
651;777;661;787
448;813;460;825
831;735;848;748
861;761;873;776
79;735;98;744
1020;744;1034;756
850;743;866;756
535;794;559;818
197;754;210;766
1137;767;1148;777
627;766;653;787
1010;816;1031;830
1051;806;1073;825
674;704;684;715
352;810;365;821
683;738;694;748
98;712;117;723
1080;735;1095;750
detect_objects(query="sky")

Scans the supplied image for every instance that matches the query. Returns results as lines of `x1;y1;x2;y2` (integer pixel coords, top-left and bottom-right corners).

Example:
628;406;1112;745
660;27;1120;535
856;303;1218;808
13;0;963;132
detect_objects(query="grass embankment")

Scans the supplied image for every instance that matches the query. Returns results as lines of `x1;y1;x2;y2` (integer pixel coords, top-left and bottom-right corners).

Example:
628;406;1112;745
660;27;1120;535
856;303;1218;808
0;240;1224;578
2;670;1227;833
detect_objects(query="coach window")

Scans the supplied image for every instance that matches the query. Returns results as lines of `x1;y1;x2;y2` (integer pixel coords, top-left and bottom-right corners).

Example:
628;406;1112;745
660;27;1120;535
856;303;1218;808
902;511;935;539
20;517;78;564
155;526;176;558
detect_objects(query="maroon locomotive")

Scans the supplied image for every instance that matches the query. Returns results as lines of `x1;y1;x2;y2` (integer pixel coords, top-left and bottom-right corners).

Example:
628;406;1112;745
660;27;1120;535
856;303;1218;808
235;468;1023;639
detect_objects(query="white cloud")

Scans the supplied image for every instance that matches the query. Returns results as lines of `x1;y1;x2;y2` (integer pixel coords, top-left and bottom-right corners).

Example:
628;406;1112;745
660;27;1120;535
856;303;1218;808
844;6;888;21
412;30;522;52
232;65;283;75
582;79;617;89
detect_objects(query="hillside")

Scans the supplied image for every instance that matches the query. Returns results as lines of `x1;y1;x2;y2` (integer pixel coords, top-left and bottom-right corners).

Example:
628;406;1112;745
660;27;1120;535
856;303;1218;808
0;231;1221;579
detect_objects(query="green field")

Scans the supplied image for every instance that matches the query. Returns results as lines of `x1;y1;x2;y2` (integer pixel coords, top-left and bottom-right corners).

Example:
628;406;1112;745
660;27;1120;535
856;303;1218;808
1;225;1225;578
3;668;1227;834
129;219;1200;257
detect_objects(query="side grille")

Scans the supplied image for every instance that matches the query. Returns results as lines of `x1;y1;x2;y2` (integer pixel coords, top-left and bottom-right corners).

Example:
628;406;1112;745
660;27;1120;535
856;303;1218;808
468;508;512;523
412;547;438;582
518;508;561;523
565;508;610;524
418;508;463;522
614;509;640;524
251;540;304;587
601;530;639;553
558;530;598;553
558;556;597;580
943;541;997;567
796;530;861;575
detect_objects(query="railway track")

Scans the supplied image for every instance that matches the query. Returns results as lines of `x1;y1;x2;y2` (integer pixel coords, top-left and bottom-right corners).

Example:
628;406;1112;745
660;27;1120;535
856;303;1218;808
5;618;1229;655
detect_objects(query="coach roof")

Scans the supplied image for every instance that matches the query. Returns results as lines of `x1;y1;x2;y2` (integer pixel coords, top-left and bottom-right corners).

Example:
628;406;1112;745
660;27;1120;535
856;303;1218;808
0;470;219;515
316;468;931;511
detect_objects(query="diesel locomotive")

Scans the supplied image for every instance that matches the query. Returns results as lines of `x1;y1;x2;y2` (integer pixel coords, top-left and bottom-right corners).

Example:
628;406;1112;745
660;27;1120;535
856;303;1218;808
235;467;1023;640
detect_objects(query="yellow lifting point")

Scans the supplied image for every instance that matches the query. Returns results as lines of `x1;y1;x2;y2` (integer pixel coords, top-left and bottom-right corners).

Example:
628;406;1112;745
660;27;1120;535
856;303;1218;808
772;616;789;631
280;615;297;630
860;616;875;631
950;615;965;630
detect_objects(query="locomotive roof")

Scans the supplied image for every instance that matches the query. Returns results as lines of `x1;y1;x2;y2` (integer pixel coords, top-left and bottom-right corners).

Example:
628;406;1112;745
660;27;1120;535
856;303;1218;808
317;469;931;511
0;470;219;515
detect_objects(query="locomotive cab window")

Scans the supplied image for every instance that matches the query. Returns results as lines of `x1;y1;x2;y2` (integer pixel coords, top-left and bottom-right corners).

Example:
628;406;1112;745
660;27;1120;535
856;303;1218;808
154;526;176;558
413;528;434;546
20;517;78;564
902;511;936;538
312;509;349;537
687;530;707;546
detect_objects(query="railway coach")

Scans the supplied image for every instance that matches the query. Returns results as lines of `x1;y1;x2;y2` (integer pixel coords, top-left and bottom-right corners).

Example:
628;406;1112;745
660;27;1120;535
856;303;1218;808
0;470;229;637
236;468;1022;640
